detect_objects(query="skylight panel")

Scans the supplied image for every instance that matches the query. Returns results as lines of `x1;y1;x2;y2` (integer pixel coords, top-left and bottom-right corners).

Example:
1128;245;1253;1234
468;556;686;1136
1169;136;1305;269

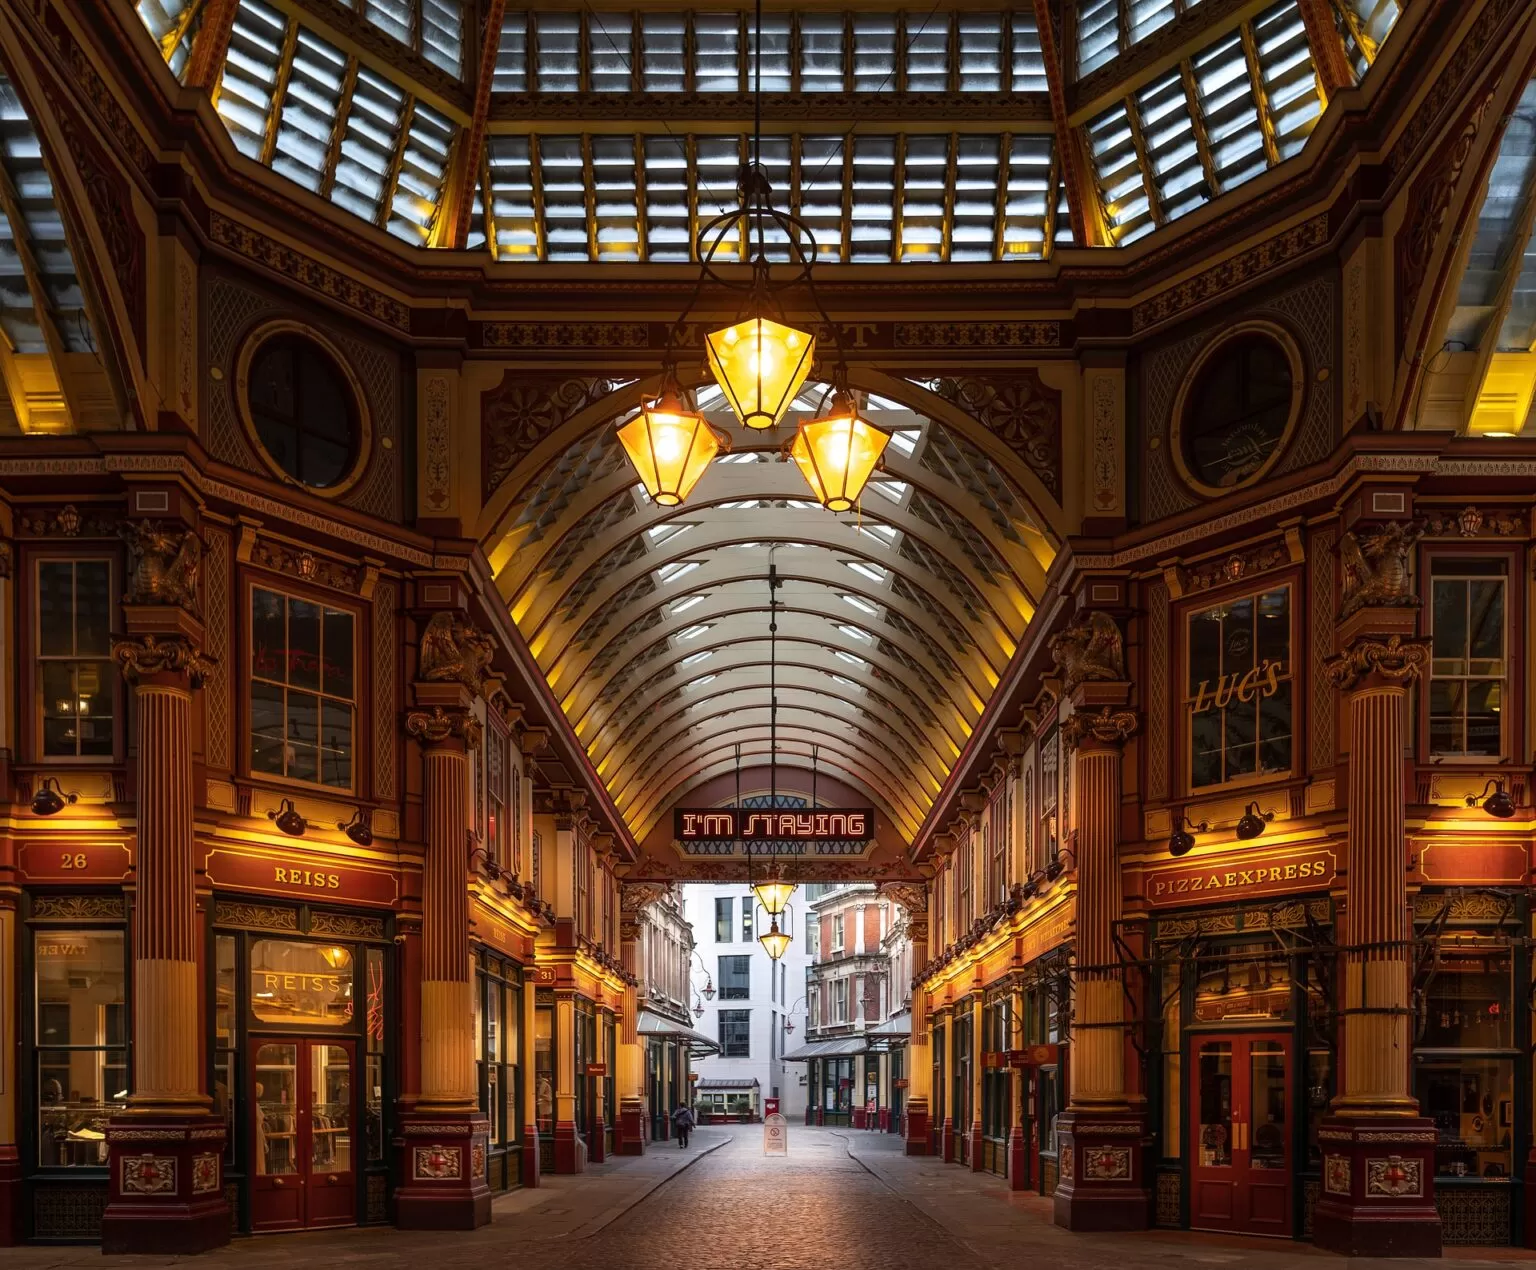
715;450;765;463
1338;0;1398;76
592;135;640;260
830;673;862;690
749;14;791;92
957;15;1003;92
419;0;463;76
1000;134;1052;259
644;135;690;261
841;593;879;615
899;134;945;262
834;650;869;667
952;134;1001;261
388;100;456;243
657;560;702;583
217;0;287;159
854;523;899;545
887;428;921;456
670;594;708;614
680;650;713;667
801;15;844;92
837;624;874;642
800;135;845;261
271;29;346;194
540;134;588;260
846;559;888;582
695;13;741;91
1192;31;1268;192
1254;1;1323;160
486;135;538;258
756;136;793;259
329;68;405;222
535;13;580;92
687;674;717;688
1077;0;1121;76
850;135;896;262
696;135;743;239
866;479;909;503
135;0;200;80
906;17;948;92
852;15;896;93
1054;182;1075;245
642;14;686;90
1136;68;1208;222
493;12;528;90
363;0;411;51
1128;0;1177;44
589;13;633;92
678;624;711;640
467;178;486;250
1010;11;1047;92
1087;103;1154;243
647;522;693;543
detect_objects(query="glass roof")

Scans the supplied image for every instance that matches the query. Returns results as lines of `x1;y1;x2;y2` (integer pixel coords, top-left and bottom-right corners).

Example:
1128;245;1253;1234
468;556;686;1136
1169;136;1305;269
136;1;1401;258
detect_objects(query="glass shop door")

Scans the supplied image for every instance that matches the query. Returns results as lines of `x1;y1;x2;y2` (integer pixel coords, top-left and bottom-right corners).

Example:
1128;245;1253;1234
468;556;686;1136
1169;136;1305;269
251;1038;357;1232
1189;1032;1292;1237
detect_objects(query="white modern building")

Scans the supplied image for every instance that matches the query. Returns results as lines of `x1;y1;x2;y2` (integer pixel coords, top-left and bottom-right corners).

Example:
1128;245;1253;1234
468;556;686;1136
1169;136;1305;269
681;882;812;1120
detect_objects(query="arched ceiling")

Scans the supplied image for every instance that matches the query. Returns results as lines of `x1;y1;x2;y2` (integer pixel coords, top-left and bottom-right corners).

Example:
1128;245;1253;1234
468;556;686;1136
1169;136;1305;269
493;383;1055;843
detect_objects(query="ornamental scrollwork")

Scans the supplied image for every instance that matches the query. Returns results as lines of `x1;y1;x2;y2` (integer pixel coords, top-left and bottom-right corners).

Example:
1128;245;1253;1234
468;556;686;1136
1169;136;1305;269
1062;706;1139;751
121;521;202;612
113;633;216;687
405;705;483;751
418;611;496;697
1324;634;1431;690
620;882;669;913
1050;611;1125;692
880;882;929;916
1339;522;1421;618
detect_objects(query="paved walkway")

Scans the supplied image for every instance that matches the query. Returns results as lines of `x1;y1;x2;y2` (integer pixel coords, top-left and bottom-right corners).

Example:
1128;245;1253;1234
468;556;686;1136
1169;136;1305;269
10;1125;1536;1267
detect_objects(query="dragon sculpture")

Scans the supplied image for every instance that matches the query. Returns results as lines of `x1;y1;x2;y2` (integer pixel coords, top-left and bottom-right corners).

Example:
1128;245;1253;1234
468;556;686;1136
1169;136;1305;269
1339;521;1421;617
1049;610;1125;691
121;521;202;611
418;610;497;695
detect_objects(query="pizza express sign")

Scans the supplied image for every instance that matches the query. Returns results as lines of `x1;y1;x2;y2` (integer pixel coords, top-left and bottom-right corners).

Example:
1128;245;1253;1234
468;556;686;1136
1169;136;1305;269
674;808;874;841
1145;849;1336;905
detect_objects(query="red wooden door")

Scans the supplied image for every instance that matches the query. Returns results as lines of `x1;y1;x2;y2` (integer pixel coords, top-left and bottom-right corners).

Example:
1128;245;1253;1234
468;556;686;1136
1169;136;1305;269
1189;1033;1292;1237
251;1039;357;1232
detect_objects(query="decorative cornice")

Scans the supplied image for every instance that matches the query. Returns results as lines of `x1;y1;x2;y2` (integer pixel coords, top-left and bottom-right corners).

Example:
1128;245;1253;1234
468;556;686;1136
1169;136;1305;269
1324;634;1431;691
1062;706;1138;751
113;633;215;687
405;705;483;750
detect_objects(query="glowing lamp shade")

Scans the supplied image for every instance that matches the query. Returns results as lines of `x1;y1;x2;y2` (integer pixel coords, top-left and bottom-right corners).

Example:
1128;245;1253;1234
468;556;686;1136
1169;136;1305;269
759;917;792;961
705;317;815;430
752;878;796;916
617;395;723;507
790;396;890;512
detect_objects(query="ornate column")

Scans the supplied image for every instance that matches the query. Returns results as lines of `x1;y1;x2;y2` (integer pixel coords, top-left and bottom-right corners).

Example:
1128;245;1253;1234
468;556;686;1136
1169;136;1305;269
100;522;229;1254
394;610;493;1230
886;885;931;1155
1313;601;1441;1256
616;884;663;1156
520;966;541;1188
1009;984;1028;1191
968;990;985;1170
553;989;582;1172
0;896;19;1244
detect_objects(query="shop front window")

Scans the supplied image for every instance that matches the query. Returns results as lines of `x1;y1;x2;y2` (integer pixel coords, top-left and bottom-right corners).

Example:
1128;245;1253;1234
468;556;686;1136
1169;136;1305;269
981;998;1011;1139
534;997;554;1136
35;929;127;1167
250;587;356;789
37;559;115;758
250;940;355;1025
476;953;522;1149
1186;586;1292;789
366;947;385;1161
1160;959;1182;1159
1416;1057;1514;1179
1428;560;1506;757
215;934;237;1164
1419;946;1512;1049
1192;940;1292;1024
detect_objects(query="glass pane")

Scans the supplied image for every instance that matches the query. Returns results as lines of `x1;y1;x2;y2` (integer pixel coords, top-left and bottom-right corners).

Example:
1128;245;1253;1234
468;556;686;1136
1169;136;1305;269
535;1005;554;1134
252;588;287;683
319;700;352;788
286;691;319;783
289;599;321;689
216;935;237;1044
367;948;385;1053
1196;1042;1232;1167
37;561;74;655
311;1045;351;1174
1249;1041;1287;1169
366;1053;384;1161
215;1051;236;1164
255;1042;299;1175
251;680;286;774
1416;1056;1513;1178
75;562;112;656
36;932;125;1168
322;608;354;698
251;940;355;1025
1419;949;1512;1047
1305;1049;1331;1168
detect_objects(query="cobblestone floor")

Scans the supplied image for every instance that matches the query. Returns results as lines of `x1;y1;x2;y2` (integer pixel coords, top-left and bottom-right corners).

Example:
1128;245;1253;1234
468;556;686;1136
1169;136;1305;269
10;1126;1536;1268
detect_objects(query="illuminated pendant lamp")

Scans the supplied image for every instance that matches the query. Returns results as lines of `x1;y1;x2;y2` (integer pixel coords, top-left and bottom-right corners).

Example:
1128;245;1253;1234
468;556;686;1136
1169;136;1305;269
759;915;792;961
707;316;815;430
756;558;797;957
789;386;891;512
616;379;727;507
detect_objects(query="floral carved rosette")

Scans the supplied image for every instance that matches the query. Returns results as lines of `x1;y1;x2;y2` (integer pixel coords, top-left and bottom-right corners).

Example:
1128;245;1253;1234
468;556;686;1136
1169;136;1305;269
413;1145;462;1180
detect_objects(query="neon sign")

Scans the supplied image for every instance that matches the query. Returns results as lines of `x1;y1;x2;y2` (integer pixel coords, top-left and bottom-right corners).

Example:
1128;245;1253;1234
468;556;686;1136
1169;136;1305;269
673;808;874;841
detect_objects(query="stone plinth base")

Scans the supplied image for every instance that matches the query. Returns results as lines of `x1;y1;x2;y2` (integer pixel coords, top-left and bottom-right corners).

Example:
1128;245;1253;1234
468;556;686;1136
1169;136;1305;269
589;1119;607;1164
1009;1126;1029;1191
969;1123;984;1172
618;1100;646;1156
552;1120;585;1174
878;1108;890;1132
521;1126;541;1188
1311;1116;1441;1257
941;1118;956;1163
0;1144;20;1245
393;1112;491;1230
1052;1109;1152;1233
100;1114;230;1255
852;1107;867;1129
904;1099;930;1156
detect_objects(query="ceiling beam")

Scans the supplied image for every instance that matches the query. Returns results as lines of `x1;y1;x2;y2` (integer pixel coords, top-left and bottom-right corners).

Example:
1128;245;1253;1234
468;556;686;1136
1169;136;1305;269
184;0;243;90
1031;0;1101;246
1294;0;1354;105
435;0;507;248
486;99;1053;132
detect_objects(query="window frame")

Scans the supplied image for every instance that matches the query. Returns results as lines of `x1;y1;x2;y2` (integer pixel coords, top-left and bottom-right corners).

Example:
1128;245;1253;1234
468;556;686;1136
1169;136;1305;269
1422;548;1519;763
715;896;733;942
718;1008;751;1057
29;552;120;765
831;912;844;952
243;574;367;797
1178;575;1300;797
717;954;751;1001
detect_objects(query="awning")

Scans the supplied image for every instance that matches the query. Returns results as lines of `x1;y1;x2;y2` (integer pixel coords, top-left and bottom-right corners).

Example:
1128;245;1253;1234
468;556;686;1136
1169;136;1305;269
696;1078;759;1091
782;1036;869;1062
637;1009;720;1056
866;1010;912;1047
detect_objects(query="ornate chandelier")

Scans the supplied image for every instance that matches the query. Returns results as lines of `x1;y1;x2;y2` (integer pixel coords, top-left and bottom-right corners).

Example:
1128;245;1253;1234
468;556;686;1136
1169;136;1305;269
619;0;889;511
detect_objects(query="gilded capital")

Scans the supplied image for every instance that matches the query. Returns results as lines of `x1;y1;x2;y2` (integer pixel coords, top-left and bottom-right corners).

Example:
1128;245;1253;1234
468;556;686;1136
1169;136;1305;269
1324;633;1431;690
1062;705;1138;751
113;633;215;687
405;705;483;750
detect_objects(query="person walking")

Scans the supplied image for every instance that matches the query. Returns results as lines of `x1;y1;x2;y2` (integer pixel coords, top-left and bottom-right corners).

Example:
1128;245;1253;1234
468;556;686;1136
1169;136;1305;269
671;1102;696;1149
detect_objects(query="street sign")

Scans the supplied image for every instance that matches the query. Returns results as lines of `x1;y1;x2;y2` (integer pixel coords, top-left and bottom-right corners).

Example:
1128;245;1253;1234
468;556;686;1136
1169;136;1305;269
763;1112;788;1156
585;1063;608;1076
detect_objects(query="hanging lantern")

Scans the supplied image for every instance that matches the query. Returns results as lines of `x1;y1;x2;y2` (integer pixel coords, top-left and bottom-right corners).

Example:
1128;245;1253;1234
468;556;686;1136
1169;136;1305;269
752;866;796;917
758;915;792;961
616;389;725;507
789;391;890;512
705;317;815;430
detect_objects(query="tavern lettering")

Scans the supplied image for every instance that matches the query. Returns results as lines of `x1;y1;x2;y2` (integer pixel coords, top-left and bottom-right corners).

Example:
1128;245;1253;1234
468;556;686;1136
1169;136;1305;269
1190;658;1283;714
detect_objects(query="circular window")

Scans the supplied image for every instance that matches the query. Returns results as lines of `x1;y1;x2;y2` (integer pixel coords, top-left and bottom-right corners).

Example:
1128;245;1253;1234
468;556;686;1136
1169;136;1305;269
237;325;369;494
1173;326;1302;493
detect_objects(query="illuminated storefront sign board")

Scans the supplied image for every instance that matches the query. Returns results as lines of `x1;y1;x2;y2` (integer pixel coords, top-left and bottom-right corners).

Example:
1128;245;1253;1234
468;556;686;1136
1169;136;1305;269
1144;848;1336;905
673;808;874;841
